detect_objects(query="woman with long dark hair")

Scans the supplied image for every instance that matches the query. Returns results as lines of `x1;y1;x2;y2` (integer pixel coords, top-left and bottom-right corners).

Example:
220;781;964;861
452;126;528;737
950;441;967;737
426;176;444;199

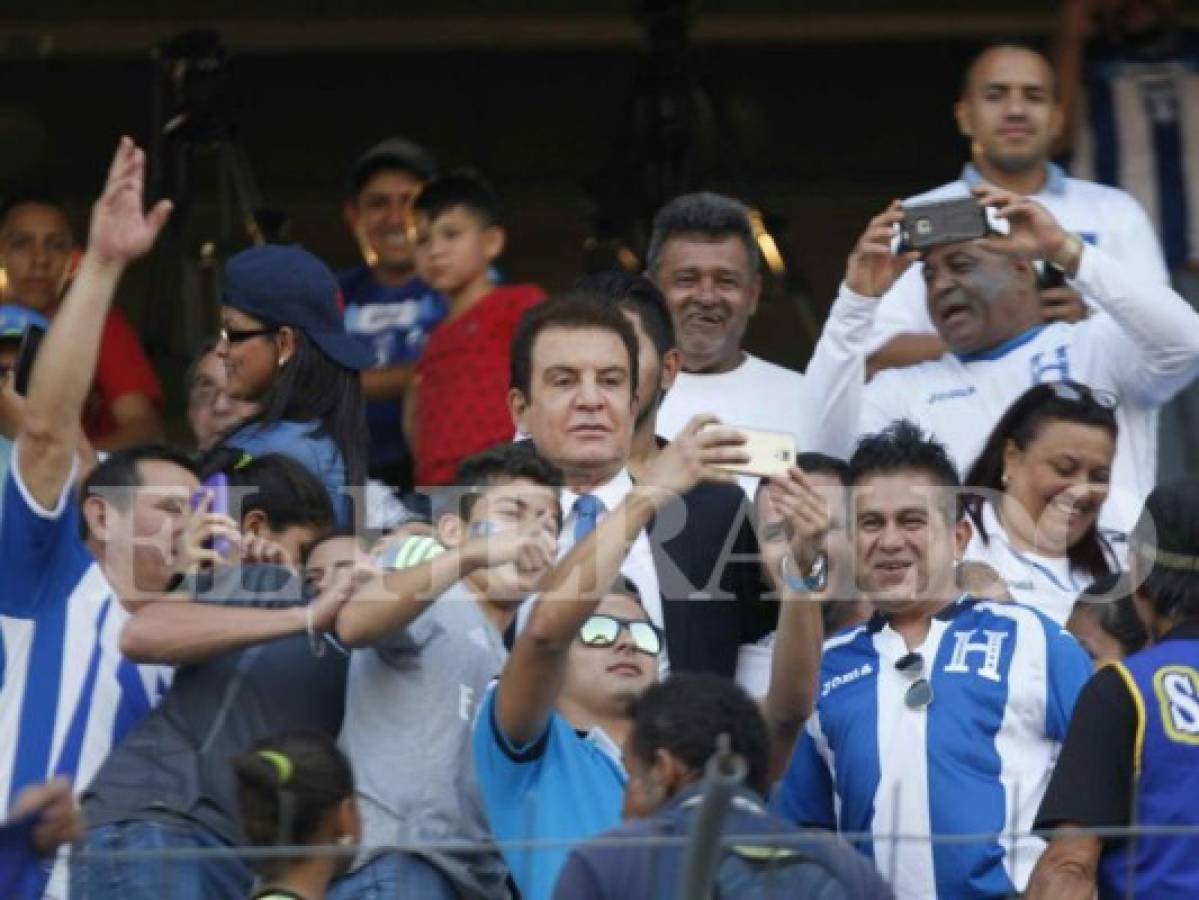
216;245;371;527
963;380;1119;624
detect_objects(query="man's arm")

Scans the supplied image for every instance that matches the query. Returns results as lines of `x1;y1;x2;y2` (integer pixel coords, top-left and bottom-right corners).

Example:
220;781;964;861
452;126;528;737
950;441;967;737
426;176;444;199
361;362;416;402
335;526;554;648
16;138;170;510
1026;828;1102;900
866;333;947;379
800;286;874;458
496;417;749;747
120;567;350;664
756;469;828;784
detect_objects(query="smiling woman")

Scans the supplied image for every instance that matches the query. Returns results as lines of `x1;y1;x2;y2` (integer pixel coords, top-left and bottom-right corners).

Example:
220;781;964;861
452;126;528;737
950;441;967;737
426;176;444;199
214;244;372;528
962;380;1119;624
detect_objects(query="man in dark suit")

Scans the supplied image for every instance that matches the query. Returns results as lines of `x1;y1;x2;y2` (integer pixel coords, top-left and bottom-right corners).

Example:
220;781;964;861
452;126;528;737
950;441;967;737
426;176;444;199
507;287;777;680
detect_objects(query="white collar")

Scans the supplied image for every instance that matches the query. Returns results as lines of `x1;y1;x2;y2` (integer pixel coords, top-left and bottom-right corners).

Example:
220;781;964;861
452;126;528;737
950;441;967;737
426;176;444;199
562;467;633;516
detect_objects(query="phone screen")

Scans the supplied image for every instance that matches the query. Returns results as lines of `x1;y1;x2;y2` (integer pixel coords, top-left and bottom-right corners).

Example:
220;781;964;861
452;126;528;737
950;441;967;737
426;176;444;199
191;472;232;557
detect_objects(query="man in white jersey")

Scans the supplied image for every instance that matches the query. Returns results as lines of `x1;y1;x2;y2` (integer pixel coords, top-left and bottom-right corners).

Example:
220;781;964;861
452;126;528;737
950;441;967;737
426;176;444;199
851;183;1199;542
0;138;181;897
867;42;1168;375
647;192;868;464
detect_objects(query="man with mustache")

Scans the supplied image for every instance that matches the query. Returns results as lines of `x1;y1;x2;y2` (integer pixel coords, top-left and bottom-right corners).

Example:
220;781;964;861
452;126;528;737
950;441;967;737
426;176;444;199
647;191;871;468
851;182;1199;542
865;42;1169;376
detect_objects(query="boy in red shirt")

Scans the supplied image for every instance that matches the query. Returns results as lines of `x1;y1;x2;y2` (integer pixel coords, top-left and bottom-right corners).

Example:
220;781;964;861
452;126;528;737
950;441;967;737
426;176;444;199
407;172;543;486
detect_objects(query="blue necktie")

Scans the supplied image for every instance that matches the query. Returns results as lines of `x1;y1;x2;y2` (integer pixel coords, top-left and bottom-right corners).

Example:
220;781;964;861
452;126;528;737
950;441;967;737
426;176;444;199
573;494;602;544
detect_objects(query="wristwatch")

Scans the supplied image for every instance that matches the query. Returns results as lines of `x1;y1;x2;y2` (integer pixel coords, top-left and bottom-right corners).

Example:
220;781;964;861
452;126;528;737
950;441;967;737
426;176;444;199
779;552;828;593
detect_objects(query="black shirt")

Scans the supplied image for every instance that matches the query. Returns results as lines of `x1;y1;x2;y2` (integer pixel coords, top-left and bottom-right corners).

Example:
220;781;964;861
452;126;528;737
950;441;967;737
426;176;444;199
1034;621;1199;844
82;565;347;846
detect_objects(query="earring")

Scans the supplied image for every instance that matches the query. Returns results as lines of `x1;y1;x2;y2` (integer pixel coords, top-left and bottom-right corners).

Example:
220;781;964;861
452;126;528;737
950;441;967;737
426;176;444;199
1001;472;1010;488
278;356;288;369
337;834;353;846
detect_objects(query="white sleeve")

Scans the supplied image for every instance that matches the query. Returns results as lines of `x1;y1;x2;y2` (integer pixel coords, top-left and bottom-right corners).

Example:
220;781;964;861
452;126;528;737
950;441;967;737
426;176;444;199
863;264;936;354
802;283;877;458
859;371;905;439
1073;245;1199;405
1105;192;1170;287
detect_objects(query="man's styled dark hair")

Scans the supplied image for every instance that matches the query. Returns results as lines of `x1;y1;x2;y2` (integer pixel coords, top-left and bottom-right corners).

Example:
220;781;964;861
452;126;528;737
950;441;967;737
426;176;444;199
413;170;500;228
574;271;676;358
1132;478;1199;622
232;731;355;879
627;673;771;797
849;420;962;521
452;441;564;523
645;192;759;276
508;291;640;399
965;381;1117;580
79;444;200;542
199;450;335;534
959;39;1057;99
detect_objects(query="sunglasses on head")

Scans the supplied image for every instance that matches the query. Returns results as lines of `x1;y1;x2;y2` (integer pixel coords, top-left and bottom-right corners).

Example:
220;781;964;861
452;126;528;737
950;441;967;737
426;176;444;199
1045;380;1117;410
577;614;662;657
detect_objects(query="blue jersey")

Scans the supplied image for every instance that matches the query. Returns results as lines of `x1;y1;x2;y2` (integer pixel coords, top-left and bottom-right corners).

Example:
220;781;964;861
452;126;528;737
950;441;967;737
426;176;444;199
339;266;446;470
472;686;625;900
773;597;1092;899
0;452;171;810
1100;637;1199;900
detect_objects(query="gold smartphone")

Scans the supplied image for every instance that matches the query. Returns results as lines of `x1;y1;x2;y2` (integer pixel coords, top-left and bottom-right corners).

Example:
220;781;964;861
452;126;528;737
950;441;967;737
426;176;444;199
706;425;798;478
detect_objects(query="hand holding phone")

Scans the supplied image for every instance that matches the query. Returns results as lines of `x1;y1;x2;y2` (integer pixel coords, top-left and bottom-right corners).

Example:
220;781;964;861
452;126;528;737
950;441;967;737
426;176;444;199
703;424;797;479
190;472;234;560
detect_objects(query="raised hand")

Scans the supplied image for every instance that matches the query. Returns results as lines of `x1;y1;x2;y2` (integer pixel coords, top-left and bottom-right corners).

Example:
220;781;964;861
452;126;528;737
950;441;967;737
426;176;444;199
640;414;749;499
179;490;240;574
470;521;558;577
845;200;920;298
972;183;1072;265
758;467;833;576
87;136;173;267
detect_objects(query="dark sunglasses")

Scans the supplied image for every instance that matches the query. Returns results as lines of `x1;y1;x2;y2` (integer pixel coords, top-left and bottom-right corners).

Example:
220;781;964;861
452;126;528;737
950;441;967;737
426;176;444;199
578;614;662;657
220;325;279;345
1045;380;1117;410
896;651;934;710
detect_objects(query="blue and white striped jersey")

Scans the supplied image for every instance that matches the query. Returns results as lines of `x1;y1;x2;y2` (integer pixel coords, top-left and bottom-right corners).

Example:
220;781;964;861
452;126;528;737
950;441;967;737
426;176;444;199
0;451;171;813
773;597;1092;900
1072;33;1199;268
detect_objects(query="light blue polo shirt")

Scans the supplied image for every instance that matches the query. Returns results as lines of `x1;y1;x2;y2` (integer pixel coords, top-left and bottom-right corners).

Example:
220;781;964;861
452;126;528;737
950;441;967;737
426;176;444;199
472;685;625;900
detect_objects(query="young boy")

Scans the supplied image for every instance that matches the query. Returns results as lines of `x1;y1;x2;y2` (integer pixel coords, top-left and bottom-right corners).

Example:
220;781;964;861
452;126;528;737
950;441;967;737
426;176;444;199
406;172;544;486
328;442;562;899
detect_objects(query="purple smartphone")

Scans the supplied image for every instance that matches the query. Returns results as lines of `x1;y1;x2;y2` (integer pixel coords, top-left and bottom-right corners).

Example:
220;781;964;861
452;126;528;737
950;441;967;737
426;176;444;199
191;472;232;557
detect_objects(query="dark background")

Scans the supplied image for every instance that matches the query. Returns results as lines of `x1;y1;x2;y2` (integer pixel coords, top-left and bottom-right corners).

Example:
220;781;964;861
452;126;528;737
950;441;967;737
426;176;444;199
1;2;1192;430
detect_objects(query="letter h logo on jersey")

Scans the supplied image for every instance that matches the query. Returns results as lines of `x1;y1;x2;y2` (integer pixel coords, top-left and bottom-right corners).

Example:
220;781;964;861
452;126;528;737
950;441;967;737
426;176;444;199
943;629;1008;682
1030;346;1071;385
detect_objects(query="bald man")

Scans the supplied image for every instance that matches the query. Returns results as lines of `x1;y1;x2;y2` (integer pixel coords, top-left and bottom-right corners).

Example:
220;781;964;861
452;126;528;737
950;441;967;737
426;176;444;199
865;41;1168;375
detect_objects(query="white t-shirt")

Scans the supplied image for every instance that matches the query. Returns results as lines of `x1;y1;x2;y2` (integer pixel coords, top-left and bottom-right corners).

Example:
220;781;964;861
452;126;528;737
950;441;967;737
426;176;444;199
963;501;1098;625
657;288;877;465
866;163;1170;353
859;244;1199;536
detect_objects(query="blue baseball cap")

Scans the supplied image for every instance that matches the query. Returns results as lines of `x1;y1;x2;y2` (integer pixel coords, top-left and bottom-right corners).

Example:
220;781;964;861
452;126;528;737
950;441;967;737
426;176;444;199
0;305;48;343
221;244;373;371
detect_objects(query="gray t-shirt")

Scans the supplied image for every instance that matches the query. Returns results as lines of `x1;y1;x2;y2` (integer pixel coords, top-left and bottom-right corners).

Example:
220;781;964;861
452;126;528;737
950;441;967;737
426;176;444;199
338;581;510;899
